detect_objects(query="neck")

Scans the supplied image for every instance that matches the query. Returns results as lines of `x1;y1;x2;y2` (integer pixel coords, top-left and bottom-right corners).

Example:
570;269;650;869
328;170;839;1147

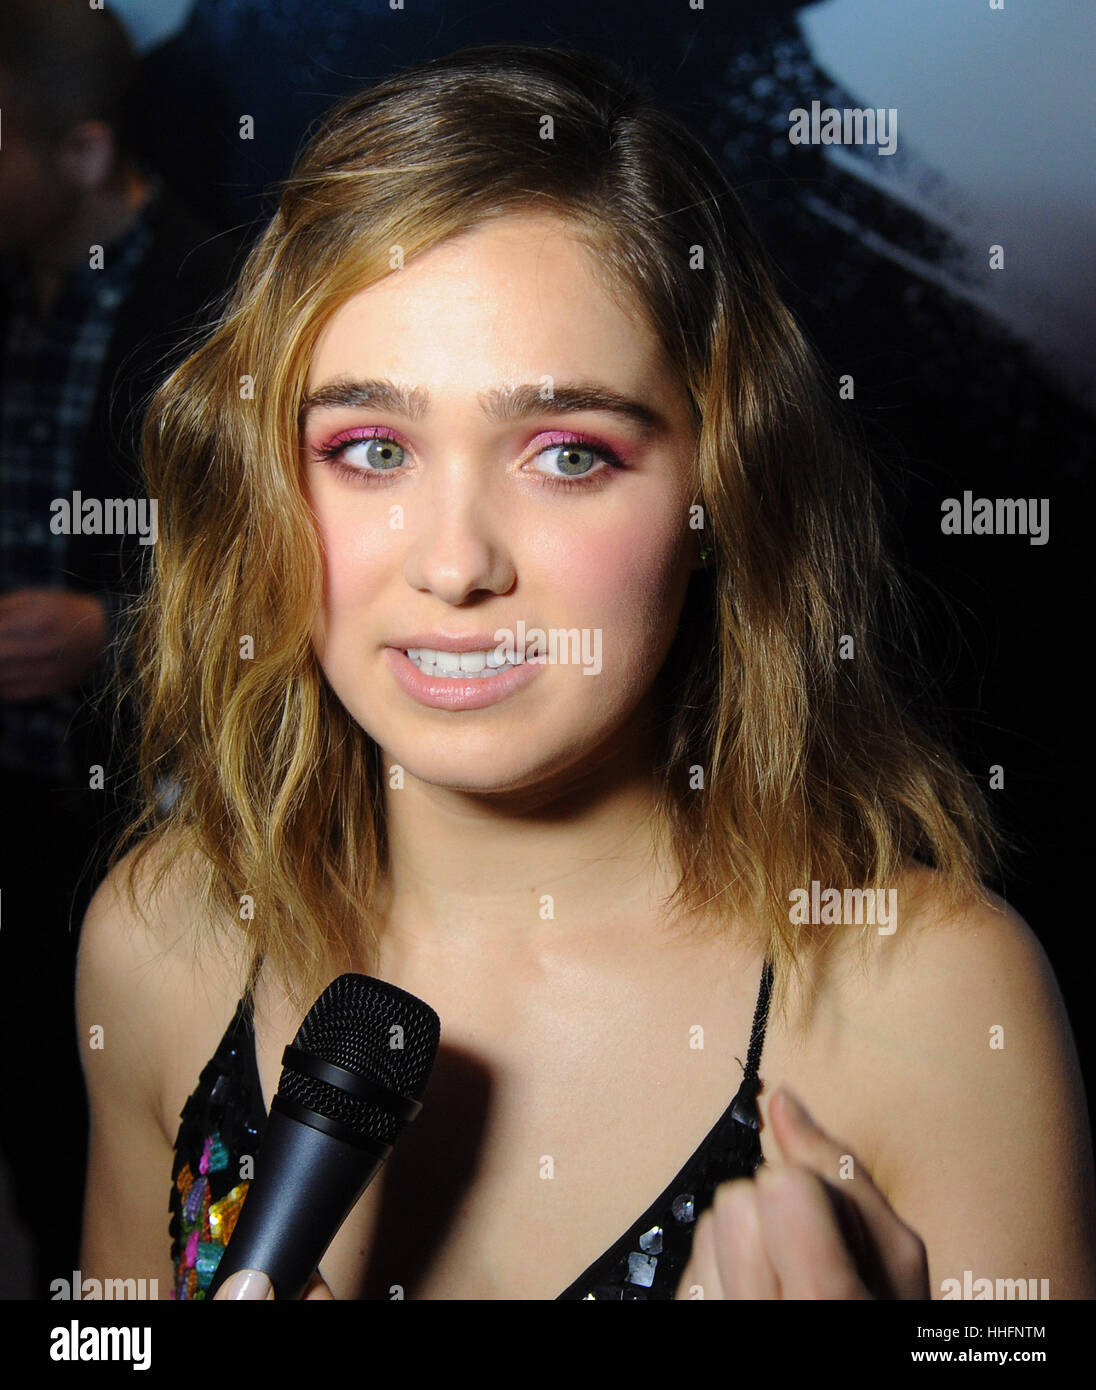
32;163;150;315
375;699;688;961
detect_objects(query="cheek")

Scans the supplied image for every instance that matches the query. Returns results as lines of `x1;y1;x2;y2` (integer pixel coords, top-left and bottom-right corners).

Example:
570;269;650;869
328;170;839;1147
321;513;389;606
543;518;689;663
308;492;395;656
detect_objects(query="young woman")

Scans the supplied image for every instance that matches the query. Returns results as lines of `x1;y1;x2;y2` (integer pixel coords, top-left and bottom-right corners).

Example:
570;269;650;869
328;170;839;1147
76;42;1096;1302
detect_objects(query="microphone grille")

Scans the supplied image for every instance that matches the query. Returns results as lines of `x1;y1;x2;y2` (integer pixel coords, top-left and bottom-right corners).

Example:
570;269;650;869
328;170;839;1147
277;974;440;1144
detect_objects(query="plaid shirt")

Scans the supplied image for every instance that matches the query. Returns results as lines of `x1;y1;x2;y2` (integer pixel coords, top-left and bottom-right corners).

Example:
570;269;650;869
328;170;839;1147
0;194;155;784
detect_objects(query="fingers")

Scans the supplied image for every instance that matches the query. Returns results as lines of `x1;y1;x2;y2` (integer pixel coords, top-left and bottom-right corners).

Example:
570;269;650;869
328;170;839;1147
711;1178;783;1298
211;1267;336;1300
675;1198;722;1299
680;1170;868;1300
751;1164;871;1299
213;1269;274;1300
768;1087;929;1298
303;1270;335;1300
676;1087;931;1301
675;1178;782;1299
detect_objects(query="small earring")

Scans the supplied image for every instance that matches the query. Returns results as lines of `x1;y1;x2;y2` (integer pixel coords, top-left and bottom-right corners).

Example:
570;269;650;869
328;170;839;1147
699;547;713;566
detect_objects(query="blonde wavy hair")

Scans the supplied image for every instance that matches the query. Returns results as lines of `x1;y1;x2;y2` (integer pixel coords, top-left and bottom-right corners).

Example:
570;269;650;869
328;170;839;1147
108;42;1001;1027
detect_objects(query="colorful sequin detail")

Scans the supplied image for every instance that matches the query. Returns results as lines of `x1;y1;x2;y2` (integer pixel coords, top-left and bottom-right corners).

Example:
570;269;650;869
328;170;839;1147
170;961;773;1299
170;994;265;1299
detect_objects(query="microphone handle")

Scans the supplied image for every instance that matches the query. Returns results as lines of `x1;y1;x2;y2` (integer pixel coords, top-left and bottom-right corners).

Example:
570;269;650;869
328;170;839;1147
208;1103;389;1300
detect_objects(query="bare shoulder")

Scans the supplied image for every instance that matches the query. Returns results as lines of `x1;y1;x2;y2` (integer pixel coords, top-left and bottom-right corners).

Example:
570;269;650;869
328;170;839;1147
77;829;253;1142
814;864;1067;1044
781;864;1096;1298
831;865;1078;1092
76;830;255;1292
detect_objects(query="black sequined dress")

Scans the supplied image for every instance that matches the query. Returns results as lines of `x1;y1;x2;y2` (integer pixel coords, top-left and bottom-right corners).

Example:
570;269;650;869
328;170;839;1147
169;958;774;1300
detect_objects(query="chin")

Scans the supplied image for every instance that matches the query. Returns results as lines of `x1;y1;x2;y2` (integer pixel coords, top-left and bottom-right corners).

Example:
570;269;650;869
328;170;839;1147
383;730;590;799
391;745;545;793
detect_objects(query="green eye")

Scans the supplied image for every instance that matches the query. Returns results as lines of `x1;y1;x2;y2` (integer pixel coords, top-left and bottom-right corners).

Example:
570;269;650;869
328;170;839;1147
358;437;404;470
548;444;597;477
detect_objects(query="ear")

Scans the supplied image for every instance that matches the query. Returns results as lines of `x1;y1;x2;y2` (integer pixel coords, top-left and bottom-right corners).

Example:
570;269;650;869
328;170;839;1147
54;119;117;193
688;532;710;572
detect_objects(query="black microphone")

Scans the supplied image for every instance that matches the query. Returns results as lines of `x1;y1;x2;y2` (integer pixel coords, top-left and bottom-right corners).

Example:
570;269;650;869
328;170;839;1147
208;973;441;1300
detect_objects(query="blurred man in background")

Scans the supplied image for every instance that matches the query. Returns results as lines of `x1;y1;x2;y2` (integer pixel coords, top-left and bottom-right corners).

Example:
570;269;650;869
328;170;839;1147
0;0;237;1295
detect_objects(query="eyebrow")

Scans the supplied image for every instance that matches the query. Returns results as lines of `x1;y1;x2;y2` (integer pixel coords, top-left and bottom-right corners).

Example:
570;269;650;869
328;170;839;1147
298;377;667;439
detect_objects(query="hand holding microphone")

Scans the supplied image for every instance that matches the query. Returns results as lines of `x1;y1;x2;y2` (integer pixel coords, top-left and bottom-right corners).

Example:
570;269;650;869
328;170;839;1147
209;973;441;1301
214;1269;332;1300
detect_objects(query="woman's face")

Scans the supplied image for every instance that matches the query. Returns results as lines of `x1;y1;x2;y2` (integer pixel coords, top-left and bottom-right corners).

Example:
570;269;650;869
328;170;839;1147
302;211;700;798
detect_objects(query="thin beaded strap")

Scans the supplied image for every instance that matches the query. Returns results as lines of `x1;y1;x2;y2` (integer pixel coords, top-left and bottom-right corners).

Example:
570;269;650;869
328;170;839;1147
743;956;774;1083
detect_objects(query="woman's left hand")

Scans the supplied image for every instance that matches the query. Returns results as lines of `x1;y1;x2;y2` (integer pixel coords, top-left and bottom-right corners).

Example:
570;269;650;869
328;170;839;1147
674;1087;930;1299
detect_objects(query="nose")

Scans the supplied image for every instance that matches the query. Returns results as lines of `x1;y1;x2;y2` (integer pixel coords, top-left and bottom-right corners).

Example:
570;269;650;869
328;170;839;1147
400;459;516;604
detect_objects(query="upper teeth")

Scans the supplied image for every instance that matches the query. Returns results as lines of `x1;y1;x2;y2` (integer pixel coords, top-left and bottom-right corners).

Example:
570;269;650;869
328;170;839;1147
406;646;525;675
